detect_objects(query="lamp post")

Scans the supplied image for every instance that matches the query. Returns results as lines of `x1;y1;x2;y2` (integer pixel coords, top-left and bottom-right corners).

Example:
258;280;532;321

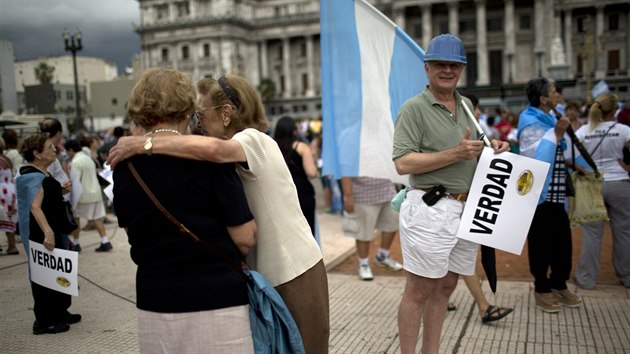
63;30;83;132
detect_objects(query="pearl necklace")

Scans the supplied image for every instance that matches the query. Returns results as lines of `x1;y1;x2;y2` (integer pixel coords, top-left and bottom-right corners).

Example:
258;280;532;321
144;128;182;136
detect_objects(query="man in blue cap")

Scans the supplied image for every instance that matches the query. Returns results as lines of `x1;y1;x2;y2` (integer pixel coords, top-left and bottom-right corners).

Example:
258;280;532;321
393;34;509;354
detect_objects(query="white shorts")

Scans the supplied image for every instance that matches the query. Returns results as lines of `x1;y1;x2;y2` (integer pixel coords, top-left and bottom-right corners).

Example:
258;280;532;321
399;189;478;278
344;202;399;242
75;201;106;221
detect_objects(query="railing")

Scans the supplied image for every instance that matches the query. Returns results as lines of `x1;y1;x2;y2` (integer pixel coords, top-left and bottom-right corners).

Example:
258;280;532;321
606;69;628;77
254;1;318;20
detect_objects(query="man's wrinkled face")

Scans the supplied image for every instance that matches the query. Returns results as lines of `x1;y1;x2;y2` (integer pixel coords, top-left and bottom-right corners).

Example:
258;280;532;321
425;61;464;91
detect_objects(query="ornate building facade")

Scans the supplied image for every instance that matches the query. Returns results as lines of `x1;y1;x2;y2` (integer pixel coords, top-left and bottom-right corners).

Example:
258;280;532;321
136;0;630;119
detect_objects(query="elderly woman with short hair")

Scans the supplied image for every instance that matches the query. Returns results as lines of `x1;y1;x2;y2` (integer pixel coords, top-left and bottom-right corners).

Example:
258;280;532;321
17;132;81;335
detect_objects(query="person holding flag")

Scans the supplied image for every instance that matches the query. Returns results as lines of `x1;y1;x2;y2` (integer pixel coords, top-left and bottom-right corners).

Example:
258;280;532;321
392;34;508;354
518;77;583;313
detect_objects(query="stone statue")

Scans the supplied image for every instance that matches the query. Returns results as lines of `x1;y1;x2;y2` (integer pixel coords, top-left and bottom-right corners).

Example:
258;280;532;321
550;37;567;66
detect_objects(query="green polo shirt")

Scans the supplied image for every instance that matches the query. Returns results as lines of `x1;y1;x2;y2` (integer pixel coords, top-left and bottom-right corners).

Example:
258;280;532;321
392;87;480;194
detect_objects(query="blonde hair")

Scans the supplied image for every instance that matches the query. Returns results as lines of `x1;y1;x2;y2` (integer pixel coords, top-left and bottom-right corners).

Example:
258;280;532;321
197;74;269;133
588;93;619;131
127;67;197;129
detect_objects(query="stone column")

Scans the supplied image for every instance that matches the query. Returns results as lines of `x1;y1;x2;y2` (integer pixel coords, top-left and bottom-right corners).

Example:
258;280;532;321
627;9;630;71
475;0;489;85
282;37;292;98
193;42;200;82
172;44;179;70
394;6;406;30
534;0;545;77
564;10;573;73
422;4;432;49
190;0;196;18
143;46;151;70
259;40;268;78
169;2;176;22
448;1;459;35
595;5;605;78
306;35;315;97
139;4;146;25
504;0;516;83
217;39;224;74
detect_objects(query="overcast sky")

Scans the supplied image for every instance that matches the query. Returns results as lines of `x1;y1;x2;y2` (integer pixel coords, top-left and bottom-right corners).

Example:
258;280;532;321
0;0;140;74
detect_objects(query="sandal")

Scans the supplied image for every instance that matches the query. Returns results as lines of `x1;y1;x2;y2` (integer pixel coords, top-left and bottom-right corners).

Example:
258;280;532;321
481;305;513;324
447;302;457;312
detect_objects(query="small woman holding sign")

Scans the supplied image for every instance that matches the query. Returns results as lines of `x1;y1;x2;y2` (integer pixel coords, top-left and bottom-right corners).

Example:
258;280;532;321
16;132;81;335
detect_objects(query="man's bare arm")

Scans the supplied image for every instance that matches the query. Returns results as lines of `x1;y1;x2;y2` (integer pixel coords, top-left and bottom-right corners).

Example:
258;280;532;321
394;127;484;175
107;135;246;168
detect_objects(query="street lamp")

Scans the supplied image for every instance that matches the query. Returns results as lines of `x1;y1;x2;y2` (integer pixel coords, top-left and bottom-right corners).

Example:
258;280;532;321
63;30;83;132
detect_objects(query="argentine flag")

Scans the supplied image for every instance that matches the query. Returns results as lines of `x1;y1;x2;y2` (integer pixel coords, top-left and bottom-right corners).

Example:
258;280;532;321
320;0;428;184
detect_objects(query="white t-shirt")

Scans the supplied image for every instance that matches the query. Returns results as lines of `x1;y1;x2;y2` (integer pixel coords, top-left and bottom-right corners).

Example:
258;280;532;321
233;128;322;287
575;121;630;181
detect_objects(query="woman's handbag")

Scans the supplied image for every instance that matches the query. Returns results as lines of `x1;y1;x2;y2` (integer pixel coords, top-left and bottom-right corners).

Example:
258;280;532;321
126;161;305;354
568;170;607;224
567;124;615;224
61;201;78;233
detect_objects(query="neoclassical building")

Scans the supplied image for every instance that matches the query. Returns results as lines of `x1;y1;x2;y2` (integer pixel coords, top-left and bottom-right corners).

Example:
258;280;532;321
136;0;630;119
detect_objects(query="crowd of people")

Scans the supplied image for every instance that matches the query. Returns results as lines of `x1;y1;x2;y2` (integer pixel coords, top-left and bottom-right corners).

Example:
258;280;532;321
0;119;125;334
2;31;629;354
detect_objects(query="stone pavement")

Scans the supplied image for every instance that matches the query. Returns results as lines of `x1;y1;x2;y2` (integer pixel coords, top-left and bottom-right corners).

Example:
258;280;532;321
1;213;629;353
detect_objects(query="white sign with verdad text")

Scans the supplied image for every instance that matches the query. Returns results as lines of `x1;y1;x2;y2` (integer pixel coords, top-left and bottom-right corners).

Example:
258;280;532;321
29;241;79;296
456;148;550;255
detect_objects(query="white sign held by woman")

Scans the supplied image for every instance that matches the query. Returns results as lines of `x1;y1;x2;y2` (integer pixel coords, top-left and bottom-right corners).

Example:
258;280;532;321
29;241;79;296
456;148;550;255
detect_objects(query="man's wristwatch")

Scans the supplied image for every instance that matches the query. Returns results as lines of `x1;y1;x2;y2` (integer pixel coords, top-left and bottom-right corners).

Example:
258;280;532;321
144;136;153;155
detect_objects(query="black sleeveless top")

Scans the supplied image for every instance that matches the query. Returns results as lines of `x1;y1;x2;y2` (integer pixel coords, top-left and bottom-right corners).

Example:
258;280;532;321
287;146;315;235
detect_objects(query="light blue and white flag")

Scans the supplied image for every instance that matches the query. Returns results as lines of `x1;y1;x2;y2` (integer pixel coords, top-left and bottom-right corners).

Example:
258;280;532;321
320;0;428;184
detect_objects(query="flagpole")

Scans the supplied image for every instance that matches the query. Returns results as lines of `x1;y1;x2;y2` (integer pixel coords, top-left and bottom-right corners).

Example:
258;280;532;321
461;99;491;147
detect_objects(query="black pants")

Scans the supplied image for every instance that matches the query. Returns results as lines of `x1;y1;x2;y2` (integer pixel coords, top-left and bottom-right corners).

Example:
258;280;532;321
31;281;71;326
527;202;572;293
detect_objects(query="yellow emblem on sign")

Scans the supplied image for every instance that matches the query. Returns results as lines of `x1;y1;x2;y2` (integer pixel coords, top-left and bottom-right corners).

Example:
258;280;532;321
56;276;71;288
517;170;534;195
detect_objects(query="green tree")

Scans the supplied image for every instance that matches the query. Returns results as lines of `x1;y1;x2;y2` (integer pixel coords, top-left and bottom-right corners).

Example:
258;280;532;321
34;62;55;84
257;78;276;103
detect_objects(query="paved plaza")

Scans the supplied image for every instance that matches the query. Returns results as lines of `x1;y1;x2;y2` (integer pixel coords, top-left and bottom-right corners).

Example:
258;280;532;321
1;212;629;353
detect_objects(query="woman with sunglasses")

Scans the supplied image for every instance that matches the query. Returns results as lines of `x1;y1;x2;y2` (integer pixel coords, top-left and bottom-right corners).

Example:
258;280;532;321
113;68;257;353
109;74;330;354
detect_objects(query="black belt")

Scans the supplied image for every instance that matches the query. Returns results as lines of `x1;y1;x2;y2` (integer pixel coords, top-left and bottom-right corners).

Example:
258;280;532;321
420;188;468;202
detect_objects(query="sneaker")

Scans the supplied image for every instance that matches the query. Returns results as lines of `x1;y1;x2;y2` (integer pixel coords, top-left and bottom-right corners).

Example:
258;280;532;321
65;313;82;324
72;244;81;253
551;288;582;307
358;264;374;281
95;242;113;252
375;256;403;271
534;292;561;313
33;321;70;335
